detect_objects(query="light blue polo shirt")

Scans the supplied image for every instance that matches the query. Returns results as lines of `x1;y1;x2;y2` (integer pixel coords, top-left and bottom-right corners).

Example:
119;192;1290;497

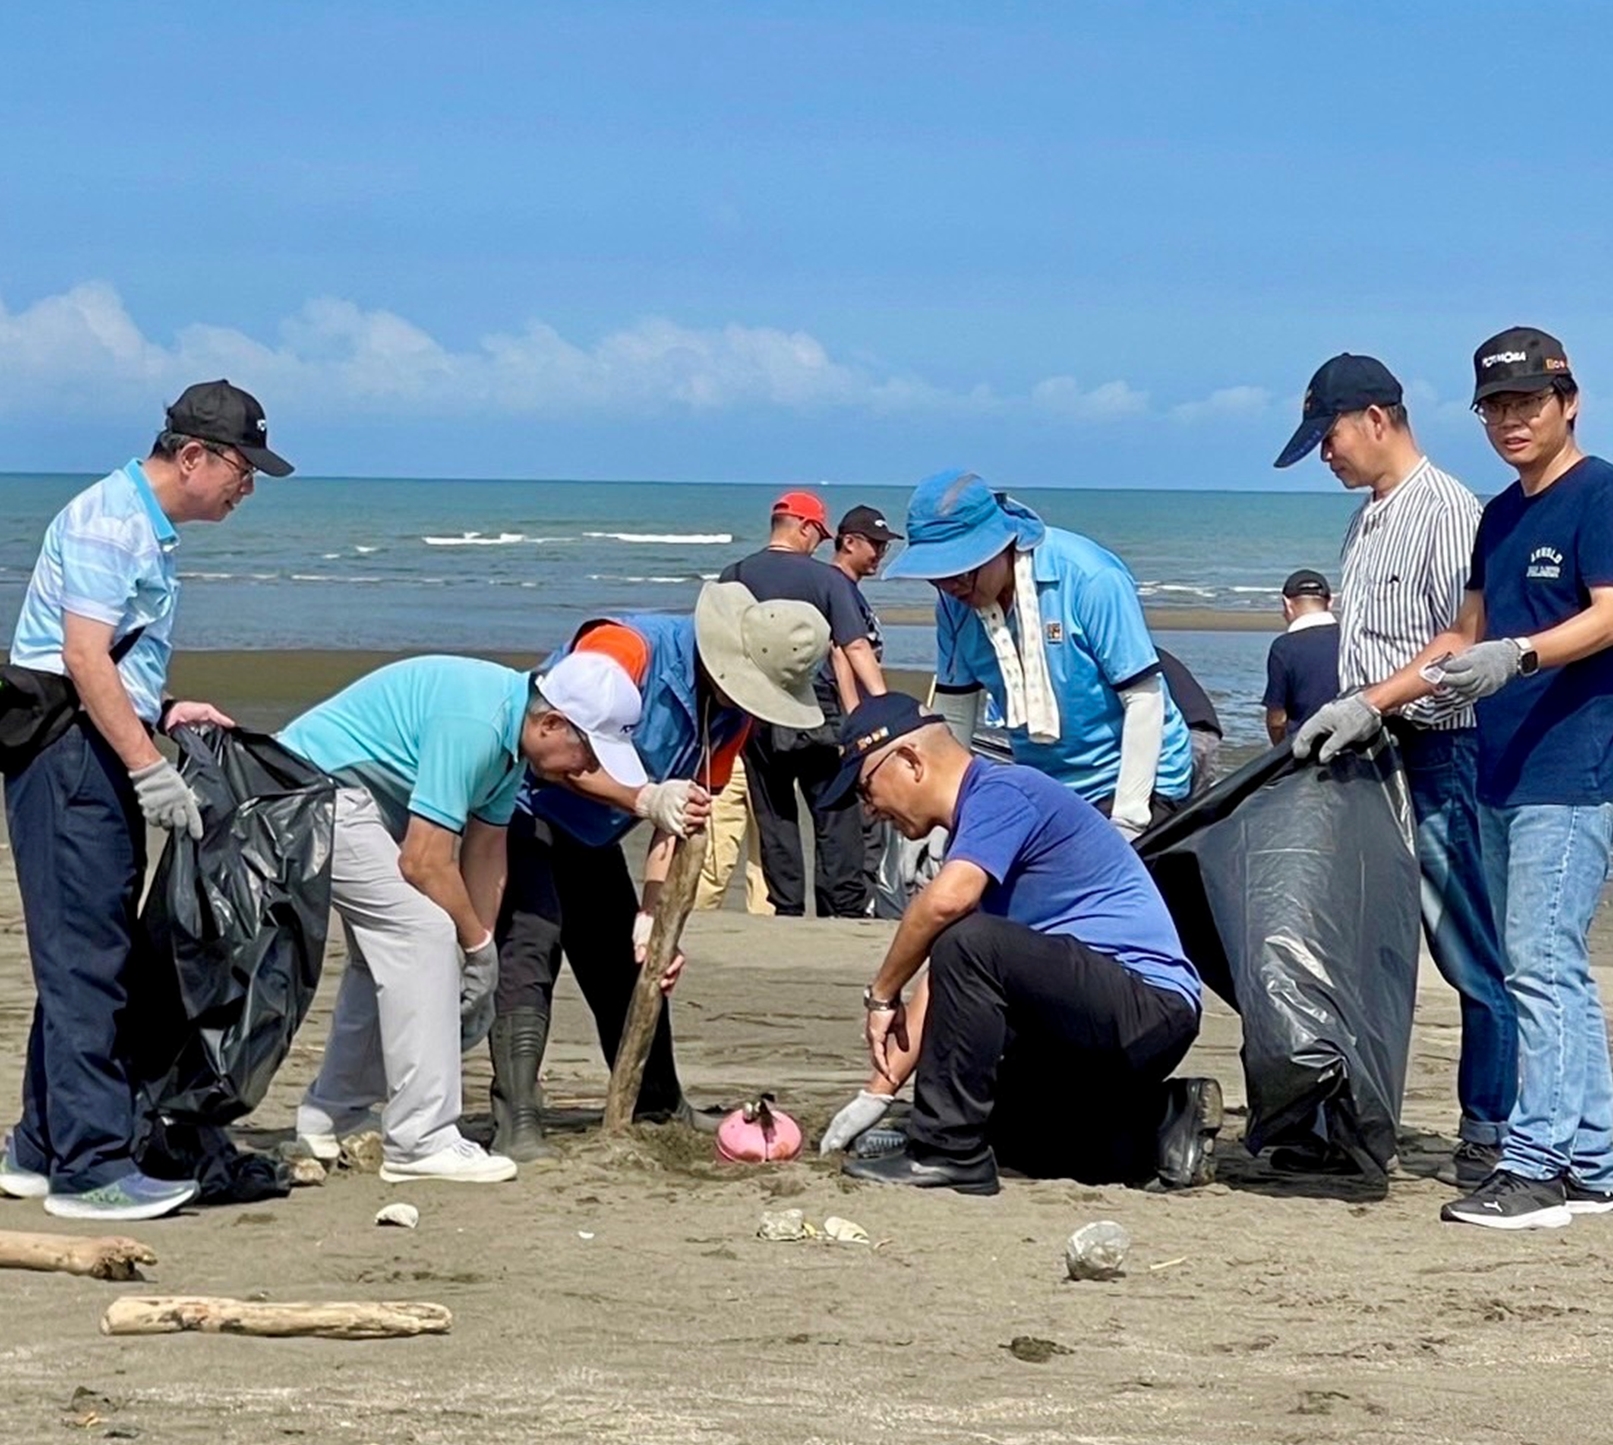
279;657;531;838
936;526;1192;803
10;460;180;723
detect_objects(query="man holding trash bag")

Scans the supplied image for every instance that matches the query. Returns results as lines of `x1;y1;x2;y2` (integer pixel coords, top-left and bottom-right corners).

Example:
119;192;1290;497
278;650;647;1184
0;382;291;1222
489;581;831;1161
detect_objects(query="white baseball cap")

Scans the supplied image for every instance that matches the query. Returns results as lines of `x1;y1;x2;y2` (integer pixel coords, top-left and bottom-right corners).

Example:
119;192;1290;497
535;651;647;787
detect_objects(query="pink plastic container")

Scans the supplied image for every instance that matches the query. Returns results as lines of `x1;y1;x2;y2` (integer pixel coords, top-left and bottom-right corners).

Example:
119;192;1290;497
715;1096;803;1164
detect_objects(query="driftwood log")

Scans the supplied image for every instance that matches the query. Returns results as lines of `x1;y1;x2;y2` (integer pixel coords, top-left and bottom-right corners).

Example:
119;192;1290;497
101;1296;452;1339
603;829;709;1131
0;1229;156;1281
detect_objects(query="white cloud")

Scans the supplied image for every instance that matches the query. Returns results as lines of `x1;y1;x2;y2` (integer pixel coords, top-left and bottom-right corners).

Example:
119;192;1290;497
1169;384;1272;423
1030;376;1149;421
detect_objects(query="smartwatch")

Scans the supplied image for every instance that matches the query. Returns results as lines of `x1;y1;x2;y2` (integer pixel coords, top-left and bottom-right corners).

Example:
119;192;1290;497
862;985;899;1013
1513;638;1540;677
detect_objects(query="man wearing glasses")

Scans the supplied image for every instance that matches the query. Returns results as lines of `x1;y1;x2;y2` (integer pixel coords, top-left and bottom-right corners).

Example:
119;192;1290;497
718;492;886;918
885;470;1192;839
1299;328;1613;1230
1;382;290;1220
1275;353;1514;1189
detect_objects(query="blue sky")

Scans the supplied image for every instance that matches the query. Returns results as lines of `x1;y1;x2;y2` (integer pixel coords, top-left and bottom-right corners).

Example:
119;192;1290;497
2;2;1609;488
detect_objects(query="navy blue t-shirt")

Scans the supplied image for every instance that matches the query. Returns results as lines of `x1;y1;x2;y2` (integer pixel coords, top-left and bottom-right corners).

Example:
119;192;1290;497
1262;622;1340;734
1468;457;1613;807
946;758;1200;1010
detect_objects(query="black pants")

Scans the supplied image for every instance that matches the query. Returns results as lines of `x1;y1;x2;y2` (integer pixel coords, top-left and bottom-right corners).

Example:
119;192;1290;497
494;811;682;1117
3;720;148;1192
913;913;1199;1183
745;726;869;918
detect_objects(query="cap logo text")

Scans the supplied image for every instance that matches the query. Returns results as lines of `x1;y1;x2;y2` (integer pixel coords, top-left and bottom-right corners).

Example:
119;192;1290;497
1481;351;1528;368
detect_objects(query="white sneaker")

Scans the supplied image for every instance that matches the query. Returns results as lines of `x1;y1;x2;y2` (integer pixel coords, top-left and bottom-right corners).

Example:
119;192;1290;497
295;1112;381;1162
0;1135;49;1199
378;1139;518;1184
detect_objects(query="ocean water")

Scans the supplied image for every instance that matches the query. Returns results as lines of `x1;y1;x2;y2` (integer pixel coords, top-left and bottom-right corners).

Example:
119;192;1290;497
0;474;1360;746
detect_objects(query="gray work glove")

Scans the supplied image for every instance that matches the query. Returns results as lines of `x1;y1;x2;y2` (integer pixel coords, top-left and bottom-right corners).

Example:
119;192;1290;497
819;1090;895;1155
130;758;204;839
633;779;698;837
1291;694;1383;764
459;935;499;1053
1439;641;1522;702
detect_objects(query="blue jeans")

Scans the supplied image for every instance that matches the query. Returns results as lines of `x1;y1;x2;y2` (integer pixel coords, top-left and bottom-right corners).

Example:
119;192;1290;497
1479;801;1613;1187
1400;729;1516;1145
2;721;147;1193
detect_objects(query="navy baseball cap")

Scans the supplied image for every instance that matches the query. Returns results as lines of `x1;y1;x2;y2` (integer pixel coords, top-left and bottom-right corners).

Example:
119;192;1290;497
821;693;947;807
1273;354;1403;469
166;379;294;477
1282;568;1331;599
1472;326;1574;405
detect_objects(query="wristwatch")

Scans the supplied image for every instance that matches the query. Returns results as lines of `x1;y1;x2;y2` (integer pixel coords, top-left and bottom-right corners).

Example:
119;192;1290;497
1512;638;1540;677
862;985;899;1013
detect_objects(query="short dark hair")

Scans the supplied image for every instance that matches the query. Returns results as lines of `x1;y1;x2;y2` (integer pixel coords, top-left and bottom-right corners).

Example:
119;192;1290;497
150;429;198;460
1380;402;1409;430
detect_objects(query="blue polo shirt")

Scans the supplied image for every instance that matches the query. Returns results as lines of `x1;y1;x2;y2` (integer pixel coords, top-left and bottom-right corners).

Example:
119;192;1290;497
947;758;1200;1009
1467;456;1613;807
9;460;180;723
279;657;531;837
935;526;1192;803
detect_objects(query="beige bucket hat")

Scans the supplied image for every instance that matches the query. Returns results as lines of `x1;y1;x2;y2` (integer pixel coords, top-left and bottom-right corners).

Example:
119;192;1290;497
693;581;830;729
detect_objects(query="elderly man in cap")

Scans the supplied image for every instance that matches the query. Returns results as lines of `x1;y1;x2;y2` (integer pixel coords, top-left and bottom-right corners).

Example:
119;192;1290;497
1298;328;1613;1229
719;491;887;918
488;582;831;1159
1262;569;1340;744
277;650;648;1184
821;695;1221;1195
1276;353;1513;1188
887;470;1191;838
0;381;291;1220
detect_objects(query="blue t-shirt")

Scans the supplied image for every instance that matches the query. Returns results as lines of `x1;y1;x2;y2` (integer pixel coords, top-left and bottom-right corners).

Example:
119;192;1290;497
279;657;531;837
936;527;1193;803
1467;457;1613;807
946;757;1200;1010
1262;620;1340;734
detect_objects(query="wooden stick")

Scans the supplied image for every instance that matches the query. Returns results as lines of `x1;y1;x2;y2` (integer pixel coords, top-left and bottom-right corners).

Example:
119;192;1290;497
101;1296;451;1339
603;829;709;1132
0;1229;156;1281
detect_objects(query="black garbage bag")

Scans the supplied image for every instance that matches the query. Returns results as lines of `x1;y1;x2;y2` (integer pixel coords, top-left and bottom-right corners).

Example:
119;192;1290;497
1136;738;1419;1172
133;725;337;1128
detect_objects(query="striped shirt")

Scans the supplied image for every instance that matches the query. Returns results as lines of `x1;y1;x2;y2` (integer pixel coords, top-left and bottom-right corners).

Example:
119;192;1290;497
1336;457;1480;731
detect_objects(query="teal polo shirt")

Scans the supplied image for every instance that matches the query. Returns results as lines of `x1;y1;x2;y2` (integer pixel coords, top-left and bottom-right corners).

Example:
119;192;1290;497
936;526;1192;803
279;656;530;837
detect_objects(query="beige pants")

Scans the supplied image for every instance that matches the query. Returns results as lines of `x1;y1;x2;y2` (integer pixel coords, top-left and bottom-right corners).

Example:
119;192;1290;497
694;755;773;914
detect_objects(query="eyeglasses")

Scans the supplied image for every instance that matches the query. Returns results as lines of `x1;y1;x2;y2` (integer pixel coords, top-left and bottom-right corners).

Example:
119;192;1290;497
202;442;256;486
934;566;980;599
1476;392;1557;426
856;747;900;803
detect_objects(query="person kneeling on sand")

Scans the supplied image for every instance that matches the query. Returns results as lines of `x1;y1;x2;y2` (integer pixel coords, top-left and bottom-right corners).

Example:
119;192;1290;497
488;582;832;1159
821;694;1223;1196
277;651;647;1184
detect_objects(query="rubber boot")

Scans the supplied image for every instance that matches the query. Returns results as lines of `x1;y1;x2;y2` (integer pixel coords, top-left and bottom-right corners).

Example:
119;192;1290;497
489;1008;553;1162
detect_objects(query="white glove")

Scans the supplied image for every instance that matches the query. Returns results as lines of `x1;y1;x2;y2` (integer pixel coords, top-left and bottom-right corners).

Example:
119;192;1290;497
130;758;204;839
459;933;499;1052
632;911;655;951
1110;814;1146;844
634;779;697;837
819;1090;895;1154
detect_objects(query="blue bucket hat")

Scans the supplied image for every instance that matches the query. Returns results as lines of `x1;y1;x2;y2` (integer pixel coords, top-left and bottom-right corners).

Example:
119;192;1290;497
884;469;1046;580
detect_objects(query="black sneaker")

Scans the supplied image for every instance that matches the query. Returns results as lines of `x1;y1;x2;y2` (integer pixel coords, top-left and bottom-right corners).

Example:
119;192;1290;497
1154;1077;1223;1189
1436;1140;1502;1190
1440;1170;1572;1230
1564;1178;1613;1216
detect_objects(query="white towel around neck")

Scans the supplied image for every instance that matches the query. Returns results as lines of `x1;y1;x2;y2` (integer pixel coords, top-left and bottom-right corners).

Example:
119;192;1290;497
974;549;1060;744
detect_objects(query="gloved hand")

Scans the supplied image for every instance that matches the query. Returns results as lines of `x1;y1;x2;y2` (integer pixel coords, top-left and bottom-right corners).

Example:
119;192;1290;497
819;1089;895;1154
1292;694;1383;764
130;757;204;839
633;779;706;837
459;933;499;1052
632;910;686;994
1440;641;1522;702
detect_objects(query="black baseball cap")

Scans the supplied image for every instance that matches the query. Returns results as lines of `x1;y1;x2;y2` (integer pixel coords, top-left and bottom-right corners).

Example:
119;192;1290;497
1282;568;1331;600
1273;354;1404;469
837;504;903;543
821;693;946;806
1471;327;1574;406
165;380;294;477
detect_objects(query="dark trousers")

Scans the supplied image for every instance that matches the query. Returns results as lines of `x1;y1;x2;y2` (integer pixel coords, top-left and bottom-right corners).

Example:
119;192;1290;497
913;912;1199;1182
493;811;683;1117
745;726;869;918
3;721;147;1192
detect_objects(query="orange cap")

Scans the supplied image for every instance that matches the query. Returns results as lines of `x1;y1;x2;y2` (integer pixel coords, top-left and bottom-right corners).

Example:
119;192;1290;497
771;490;829;531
